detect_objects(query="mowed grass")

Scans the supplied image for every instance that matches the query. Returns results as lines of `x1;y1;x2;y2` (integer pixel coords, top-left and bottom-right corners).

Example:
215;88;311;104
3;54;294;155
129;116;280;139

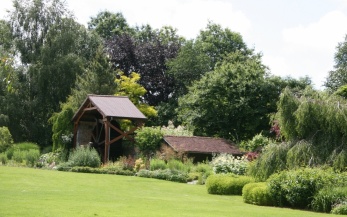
0;167;337;217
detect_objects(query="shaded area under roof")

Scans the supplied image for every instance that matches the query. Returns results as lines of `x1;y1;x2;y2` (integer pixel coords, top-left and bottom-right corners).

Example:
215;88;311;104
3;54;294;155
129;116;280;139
72;95;147;121
163;136;242;155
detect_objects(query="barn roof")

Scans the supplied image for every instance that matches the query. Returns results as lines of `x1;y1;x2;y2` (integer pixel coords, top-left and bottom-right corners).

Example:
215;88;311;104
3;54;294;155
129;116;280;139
163;136;242;155
72;95;147;121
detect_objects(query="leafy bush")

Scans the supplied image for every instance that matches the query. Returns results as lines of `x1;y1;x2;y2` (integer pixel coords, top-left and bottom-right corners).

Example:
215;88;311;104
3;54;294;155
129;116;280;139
248;142;290;181
0;126;13;153
150;158;167;171
242;182;274;206
331;201;347;215
135;127;163;156
137;169;188;183
267;168;344;209
240;134;271;152
312;186;347;213
25;149;40;167
192;162;213;184
0;152;8;165
211;153;248;175
66;146;101;168
206;174;254;195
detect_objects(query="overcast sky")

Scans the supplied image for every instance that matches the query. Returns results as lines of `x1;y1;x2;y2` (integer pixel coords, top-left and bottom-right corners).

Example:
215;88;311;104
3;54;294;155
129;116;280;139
1;0;347;89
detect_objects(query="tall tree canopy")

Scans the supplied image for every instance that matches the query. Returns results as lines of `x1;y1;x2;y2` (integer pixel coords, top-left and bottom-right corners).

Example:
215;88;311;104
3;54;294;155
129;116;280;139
88;11;131;40
325;35;347;92
105;25;183;106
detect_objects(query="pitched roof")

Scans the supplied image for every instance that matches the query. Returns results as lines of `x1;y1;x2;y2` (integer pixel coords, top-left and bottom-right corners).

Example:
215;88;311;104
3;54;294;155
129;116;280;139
72;95;147;121
163;136;242;155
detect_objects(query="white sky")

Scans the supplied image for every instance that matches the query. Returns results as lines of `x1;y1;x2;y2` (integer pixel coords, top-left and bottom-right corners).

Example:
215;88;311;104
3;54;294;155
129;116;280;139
1;0;347;89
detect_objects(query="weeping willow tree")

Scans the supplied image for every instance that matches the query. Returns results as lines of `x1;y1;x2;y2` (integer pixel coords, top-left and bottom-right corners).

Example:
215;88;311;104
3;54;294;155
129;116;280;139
276;87;347;171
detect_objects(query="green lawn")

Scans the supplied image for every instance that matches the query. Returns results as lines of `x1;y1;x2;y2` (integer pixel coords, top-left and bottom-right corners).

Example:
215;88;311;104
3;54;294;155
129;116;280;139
0;166;338;217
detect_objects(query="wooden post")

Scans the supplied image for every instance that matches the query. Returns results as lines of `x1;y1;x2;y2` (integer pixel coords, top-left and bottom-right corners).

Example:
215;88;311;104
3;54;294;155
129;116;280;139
103;118;110;165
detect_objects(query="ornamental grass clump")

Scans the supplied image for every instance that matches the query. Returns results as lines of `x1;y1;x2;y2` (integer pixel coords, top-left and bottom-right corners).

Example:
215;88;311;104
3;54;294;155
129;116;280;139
211;153;248;175
66;146;101;168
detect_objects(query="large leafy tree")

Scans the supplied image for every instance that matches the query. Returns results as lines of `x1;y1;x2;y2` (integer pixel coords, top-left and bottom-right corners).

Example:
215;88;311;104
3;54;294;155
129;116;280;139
325;35;347;91
4;0;106;147
105;25;183;106
88;11;132;40
168;22;252;97
177;51;269;141
177;51;311;141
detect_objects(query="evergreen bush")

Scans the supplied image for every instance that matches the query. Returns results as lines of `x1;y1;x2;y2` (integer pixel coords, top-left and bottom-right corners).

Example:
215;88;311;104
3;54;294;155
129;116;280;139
206;174;254;195
67;146;101;168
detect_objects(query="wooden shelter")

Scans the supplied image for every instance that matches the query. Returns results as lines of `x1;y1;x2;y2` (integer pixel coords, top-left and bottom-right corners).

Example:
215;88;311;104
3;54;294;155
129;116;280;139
163;136;243;162
72;95;147;164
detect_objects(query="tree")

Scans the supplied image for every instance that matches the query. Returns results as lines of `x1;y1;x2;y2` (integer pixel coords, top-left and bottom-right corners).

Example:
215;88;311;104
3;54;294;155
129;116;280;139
9;0;71;64
177;51;269;141
88;11;132;40
325;35;347;91
168;22;252;97
105;25;182;106
115;72;157;118
50;47;116;150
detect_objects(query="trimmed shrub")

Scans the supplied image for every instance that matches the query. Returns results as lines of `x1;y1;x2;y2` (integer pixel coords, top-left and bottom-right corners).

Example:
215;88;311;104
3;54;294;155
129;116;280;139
0;126;13;153
137;169;188;183
150;158;167;171
242;182;273;206
211;153;248;175
331;202;347;215
67;146;101;168
206;174;254;195
0;152;8;165
312;186;347;213
25;149;40;167
267;168;344;209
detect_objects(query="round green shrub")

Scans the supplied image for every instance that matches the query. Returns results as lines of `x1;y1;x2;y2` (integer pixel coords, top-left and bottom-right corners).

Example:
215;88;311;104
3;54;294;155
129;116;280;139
242;182;273;206
67;146;101;168
206;174;254;195
331;202;347;215
312;186;347;213
135;127;163;155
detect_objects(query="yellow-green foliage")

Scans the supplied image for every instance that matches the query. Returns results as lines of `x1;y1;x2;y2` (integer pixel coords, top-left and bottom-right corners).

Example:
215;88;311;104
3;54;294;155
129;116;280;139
242;182;273;206
206;174;254;195
0;126;13;153
115;72;157;118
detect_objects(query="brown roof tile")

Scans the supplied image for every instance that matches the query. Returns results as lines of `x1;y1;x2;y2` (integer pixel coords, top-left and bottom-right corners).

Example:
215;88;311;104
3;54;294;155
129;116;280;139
163;136;242;155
